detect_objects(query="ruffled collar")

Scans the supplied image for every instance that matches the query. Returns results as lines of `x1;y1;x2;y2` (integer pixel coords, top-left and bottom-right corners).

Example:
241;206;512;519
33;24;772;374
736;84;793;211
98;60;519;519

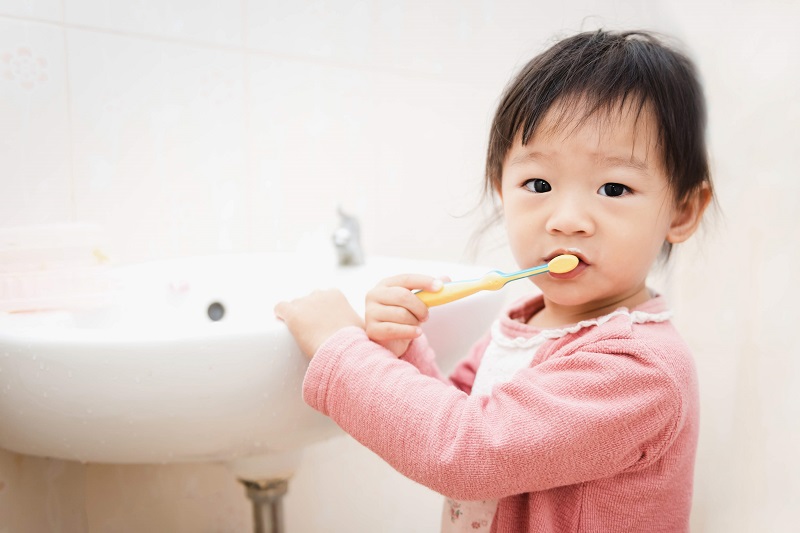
495;292;672;344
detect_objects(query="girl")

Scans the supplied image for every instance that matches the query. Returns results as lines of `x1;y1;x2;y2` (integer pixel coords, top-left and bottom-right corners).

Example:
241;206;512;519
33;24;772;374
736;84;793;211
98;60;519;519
275;30;713;532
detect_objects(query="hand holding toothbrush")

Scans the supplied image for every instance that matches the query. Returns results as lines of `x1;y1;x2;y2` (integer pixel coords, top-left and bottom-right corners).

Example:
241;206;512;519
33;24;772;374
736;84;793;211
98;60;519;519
365;274;447;357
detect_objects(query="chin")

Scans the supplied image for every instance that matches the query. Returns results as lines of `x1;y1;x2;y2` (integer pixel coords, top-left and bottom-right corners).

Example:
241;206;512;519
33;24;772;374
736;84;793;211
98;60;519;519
539;288;594;307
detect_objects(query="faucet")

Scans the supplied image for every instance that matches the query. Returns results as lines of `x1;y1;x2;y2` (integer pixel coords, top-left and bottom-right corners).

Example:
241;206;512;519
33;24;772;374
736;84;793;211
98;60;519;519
332;207;364;266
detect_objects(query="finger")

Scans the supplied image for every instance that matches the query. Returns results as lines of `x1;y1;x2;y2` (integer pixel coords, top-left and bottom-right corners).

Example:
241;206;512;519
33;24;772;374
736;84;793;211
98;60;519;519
377;273;443;292
367;303;420;327
369;287;430;323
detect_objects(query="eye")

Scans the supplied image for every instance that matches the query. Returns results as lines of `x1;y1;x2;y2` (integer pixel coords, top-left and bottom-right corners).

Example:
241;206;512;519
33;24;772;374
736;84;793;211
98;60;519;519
523;179;552;193
598;183;631;197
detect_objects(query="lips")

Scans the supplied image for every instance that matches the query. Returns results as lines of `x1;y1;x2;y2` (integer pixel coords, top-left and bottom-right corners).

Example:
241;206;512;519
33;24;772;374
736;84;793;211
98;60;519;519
544;248;589;264
549;260;587;279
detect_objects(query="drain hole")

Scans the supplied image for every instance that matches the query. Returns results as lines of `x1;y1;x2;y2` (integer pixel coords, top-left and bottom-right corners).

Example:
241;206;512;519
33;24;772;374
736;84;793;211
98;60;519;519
207;302;225;321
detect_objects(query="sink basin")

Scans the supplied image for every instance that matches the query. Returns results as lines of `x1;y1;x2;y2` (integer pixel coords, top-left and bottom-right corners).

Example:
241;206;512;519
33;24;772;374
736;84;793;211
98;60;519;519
0;253;506;470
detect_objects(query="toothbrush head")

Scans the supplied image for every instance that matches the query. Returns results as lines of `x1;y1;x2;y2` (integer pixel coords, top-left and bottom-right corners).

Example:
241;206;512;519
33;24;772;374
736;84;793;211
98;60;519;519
547;254;579;274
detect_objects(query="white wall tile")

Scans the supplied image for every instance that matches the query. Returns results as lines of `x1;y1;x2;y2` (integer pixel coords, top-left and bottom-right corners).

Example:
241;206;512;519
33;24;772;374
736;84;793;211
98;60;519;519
65;0;243;46
0;0;63;22
0;18;72;227
245;52;499;265
246;0;664;79
285;435;443;532
357;72;494;263
246;55;377;253
246;0;373;65
67;29;247;263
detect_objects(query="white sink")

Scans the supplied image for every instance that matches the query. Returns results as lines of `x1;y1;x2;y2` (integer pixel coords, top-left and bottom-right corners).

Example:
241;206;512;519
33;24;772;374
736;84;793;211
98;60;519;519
0;253;506;474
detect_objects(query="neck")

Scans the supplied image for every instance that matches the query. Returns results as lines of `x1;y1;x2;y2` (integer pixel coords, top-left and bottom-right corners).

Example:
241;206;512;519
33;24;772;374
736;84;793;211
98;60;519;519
528;284;653;328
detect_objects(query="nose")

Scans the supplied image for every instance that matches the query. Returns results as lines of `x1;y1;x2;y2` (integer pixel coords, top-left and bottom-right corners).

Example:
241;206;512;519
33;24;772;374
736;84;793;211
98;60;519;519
544;193;595;236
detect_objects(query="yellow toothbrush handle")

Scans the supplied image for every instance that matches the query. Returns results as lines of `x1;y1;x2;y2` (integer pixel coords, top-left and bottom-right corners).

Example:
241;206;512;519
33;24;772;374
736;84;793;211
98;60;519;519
415;279;488;307
415;255;579;308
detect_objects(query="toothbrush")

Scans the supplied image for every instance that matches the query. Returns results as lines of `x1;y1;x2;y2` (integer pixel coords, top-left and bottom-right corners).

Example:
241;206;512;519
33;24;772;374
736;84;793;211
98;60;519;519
415;254;579;307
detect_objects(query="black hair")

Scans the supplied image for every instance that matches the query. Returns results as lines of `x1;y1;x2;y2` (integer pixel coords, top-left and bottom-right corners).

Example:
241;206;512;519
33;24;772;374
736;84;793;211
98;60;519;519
486;30;712;206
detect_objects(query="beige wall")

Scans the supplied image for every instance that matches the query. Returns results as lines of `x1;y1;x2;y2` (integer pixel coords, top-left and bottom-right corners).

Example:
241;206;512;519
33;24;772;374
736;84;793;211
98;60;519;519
1;0;799;531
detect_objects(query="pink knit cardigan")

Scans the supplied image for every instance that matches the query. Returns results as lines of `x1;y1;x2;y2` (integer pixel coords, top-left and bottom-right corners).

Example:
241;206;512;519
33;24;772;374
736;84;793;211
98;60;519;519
303;295;699;532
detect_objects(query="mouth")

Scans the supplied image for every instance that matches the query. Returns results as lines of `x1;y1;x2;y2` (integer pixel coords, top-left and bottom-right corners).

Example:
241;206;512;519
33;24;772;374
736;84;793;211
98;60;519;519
543;248;589;279
544;248;589;264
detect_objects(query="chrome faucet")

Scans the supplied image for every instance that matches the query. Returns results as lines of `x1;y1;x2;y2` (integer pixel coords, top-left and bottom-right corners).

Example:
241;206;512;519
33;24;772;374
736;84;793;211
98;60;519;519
332;207;364;266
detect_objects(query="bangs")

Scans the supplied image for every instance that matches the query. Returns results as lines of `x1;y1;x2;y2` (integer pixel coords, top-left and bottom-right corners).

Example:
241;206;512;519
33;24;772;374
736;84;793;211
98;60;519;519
521;91;653;148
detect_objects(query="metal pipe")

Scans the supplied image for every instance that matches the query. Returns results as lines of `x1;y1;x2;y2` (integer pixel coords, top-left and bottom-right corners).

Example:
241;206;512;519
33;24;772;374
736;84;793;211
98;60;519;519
241;478;289;533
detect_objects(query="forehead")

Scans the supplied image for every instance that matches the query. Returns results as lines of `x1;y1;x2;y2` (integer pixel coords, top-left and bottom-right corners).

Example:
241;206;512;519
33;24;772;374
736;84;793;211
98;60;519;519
509;97;663;169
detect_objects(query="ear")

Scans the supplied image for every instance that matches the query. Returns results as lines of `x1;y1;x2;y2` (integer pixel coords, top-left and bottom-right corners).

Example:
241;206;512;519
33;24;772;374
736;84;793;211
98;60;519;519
666;183;712;244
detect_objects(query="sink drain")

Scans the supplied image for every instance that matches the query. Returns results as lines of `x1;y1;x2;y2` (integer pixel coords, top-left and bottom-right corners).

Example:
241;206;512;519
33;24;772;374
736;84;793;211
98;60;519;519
207;302;225;321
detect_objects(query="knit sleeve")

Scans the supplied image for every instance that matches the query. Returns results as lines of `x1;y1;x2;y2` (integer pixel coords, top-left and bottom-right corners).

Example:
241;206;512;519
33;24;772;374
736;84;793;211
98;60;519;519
303;325;685;501
399;330;491;395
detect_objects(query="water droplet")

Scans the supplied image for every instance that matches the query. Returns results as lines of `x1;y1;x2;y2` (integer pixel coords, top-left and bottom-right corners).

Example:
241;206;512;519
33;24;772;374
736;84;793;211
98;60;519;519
32;355;37;361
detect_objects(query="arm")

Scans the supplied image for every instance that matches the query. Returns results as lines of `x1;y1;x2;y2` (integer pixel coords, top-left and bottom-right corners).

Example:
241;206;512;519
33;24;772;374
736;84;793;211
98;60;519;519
305;328;684;501
393;328;491;393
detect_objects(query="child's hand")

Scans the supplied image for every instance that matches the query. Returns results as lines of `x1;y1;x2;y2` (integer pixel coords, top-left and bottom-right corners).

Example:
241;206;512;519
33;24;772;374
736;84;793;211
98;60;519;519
274;289;364;358
365;274;445;357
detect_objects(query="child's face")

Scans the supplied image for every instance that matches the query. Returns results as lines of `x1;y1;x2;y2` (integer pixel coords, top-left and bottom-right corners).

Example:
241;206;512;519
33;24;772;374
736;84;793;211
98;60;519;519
499;103;684;318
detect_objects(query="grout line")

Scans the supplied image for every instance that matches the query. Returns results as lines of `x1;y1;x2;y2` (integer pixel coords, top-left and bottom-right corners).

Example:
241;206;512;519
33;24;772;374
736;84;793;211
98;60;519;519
59;0;77;222
240;0;254;251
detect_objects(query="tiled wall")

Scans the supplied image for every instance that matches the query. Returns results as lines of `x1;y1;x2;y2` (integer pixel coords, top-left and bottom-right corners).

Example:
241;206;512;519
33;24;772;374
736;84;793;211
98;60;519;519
0;0;591;264
2;0;799;531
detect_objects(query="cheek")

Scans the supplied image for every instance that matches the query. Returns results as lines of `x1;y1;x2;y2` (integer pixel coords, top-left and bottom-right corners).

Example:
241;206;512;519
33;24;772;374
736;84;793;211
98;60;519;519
611;218;670;264
503;205;534;241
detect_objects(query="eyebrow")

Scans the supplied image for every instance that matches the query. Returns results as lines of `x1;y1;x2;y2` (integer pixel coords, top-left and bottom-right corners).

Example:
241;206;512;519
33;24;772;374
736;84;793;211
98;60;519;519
507;151;550;166
594;154;650;172
508;150;650;172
